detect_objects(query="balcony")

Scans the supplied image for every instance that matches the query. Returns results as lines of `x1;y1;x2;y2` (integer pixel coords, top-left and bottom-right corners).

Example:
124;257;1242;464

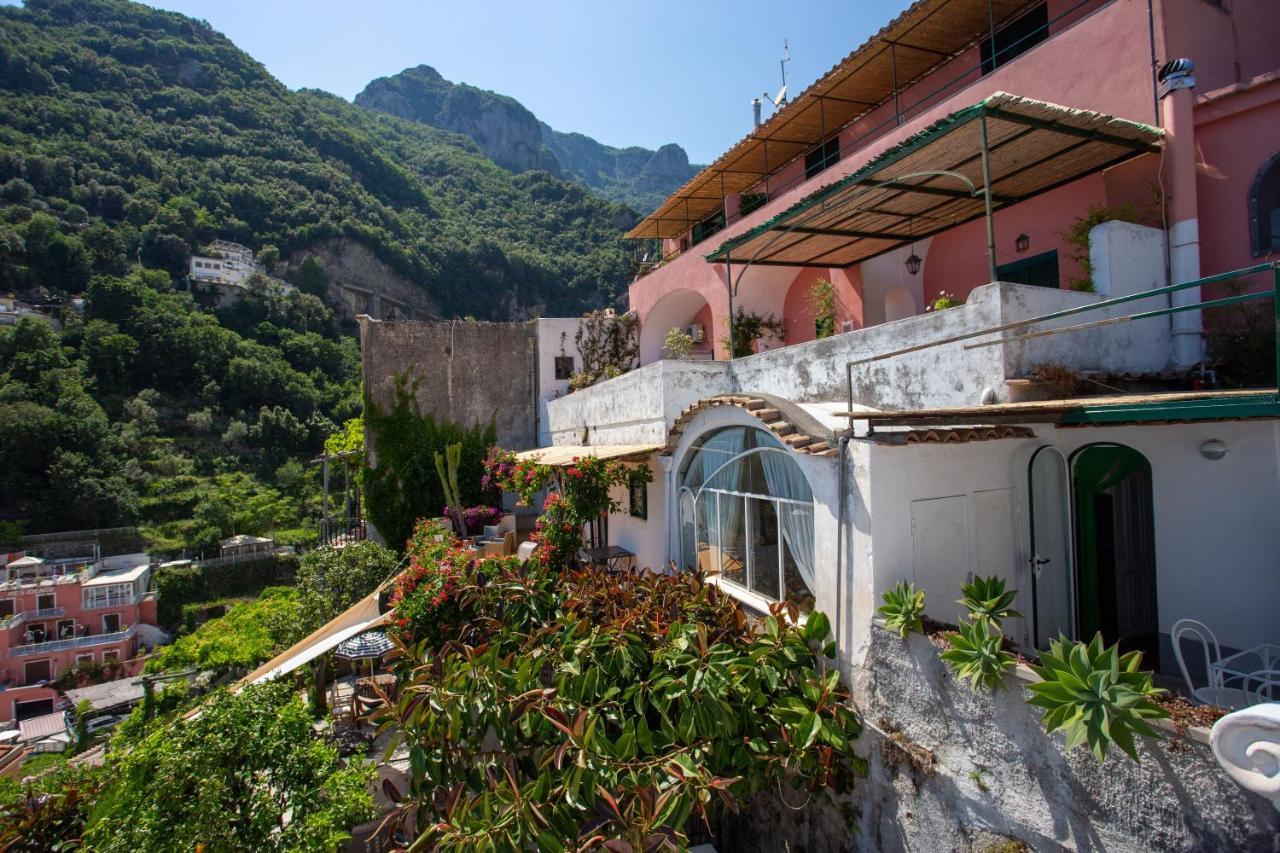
9;625;136;658
0;606;67;629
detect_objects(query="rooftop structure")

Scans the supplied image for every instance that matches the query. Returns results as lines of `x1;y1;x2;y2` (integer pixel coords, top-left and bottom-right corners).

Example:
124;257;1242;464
0;550;159;724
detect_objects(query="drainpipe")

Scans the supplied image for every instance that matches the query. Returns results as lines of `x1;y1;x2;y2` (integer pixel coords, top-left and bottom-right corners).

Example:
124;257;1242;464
1158;58;1203;368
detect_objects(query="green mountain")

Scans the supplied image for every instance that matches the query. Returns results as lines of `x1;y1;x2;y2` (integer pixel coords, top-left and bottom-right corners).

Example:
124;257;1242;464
356;65;701;213
0;0;638;319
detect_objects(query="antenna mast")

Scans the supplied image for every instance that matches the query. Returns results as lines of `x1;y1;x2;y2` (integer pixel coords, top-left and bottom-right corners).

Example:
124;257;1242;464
778;39;790;106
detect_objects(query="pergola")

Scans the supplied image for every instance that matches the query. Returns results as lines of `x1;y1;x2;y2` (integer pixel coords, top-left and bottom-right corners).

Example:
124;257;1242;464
707;92;1161;278
695;92;1161;346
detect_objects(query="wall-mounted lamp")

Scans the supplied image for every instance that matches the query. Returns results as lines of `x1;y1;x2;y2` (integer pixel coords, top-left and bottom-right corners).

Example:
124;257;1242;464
1015;233;1030;253
904;253;922;276
1199;439;1227;461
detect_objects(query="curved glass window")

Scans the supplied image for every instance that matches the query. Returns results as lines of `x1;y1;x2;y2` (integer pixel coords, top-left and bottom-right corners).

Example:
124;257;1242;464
677;426;815;613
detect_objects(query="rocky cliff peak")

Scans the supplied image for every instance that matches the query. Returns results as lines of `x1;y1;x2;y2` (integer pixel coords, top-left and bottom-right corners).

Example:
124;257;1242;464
356;66;701;213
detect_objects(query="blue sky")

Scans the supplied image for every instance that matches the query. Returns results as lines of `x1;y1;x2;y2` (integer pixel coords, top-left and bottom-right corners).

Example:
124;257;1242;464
4;0;912;164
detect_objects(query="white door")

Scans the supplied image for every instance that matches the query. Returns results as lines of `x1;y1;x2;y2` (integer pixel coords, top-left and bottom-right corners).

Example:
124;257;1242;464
972;488;1025;644
1029;447;1073;649
910;495;970;625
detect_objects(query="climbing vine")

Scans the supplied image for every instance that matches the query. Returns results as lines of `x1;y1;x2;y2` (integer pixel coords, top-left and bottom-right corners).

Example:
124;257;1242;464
570;309;640;390
363;374;496;550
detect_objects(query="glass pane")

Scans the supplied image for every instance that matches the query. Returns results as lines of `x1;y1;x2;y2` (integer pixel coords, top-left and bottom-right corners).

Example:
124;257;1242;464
695;494;718;575
781;504;816;614
748;498;780;599
679;491;697;572
718;493;746;587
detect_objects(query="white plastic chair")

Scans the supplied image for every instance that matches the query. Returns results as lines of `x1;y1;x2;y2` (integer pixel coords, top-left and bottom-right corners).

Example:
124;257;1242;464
1171;618;1254;710
516;540;537;563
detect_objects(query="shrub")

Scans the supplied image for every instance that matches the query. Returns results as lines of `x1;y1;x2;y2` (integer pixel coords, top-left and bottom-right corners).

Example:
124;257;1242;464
379;557;864;848
957;575;1022;627
1026;632;1168;762
144;587;300;674
662;326;694;360
877;580;925;638
926;291;961;312
810;278;836;339
939;618;1016;690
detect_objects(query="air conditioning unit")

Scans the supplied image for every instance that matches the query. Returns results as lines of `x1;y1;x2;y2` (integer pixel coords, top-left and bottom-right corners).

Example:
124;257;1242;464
686;323;705;343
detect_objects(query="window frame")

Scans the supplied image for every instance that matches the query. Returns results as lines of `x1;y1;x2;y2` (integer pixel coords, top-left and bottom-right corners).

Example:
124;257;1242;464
678;428;816;613
1249;150;1280;257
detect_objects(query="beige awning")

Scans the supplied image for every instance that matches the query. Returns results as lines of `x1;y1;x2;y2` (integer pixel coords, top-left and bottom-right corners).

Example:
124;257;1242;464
240;589;391;687
83;563;149;586
515;444;662;467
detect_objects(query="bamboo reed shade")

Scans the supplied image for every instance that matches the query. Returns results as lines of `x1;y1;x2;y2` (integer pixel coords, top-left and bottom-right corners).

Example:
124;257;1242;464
705;92;1161;268
628;0;1042;240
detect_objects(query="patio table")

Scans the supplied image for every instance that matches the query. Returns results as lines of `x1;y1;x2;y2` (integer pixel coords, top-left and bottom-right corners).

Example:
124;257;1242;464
578;545;635;574
1211;643;1280;705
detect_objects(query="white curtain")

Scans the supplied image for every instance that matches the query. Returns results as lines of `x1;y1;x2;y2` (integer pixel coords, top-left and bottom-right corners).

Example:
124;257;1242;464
761;449;816;593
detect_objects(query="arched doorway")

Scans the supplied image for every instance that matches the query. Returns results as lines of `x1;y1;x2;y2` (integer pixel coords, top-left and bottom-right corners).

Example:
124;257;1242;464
1030;443;1158;658
1071;444;1157;659
676;425;816;613
638;288;714;365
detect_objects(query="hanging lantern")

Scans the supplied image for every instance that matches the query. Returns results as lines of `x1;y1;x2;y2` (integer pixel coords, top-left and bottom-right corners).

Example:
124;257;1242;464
904;252;922;276
1015;233;1030;253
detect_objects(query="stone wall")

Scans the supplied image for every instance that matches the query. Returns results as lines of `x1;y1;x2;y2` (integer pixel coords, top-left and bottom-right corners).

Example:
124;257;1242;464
359;317;538;453
720;626;1279;852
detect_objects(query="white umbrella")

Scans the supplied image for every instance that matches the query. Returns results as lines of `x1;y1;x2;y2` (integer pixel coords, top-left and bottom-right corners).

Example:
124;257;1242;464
333;631;393;661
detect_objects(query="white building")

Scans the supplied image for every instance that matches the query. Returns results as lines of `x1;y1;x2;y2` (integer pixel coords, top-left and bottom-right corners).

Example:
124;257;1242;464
189;240;256;286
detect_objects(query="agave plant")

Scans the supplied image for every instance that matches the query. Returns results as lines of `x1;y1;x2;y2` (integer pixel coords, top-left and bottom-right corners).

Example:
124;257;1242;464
877;580;925;639
1026;632;1168;763
940;617;1016;690
958;575;1022;626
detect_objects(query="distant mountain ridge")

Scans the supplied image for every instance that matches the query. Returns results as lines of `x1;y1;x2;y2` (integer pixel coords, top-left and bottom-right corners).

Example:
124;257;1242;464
356;65;700;213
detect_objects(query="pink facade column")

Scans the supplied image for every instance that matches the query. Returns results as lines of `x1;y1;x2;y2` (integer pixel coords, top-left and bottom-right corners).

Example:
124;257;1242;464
1160;59;1204;367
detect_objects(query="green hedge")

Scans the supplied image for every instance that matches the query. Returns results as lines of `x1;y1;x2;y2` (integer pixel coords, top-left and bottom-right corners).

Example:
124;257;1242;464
154;552;297;629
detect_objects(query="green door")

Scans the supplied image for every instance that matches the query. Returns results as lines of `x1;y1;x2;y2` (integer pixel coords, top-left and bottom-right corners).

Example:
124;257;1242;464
1072;445;1158;659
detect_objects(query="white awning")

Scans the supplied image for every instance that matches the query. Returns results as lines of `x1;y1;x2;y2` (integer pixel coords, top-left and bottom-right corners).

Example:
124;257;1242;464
241;590;391;686
83;563;149;587
515;444;661;467
18;712;68;743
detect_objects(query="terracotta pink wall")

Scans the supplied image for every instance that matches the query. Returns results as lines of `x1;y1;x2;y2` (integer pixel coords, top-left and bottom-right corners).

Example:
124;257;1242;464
781;267;864;345
922;174;1115;303
1192;76;1280;298
1161;0;1280;95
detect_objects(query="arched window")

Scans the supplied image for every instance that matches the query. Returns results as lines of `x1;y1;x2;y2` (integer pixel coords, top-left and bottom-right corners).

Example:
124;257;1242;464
1250;152;1280;257
677;425;816;612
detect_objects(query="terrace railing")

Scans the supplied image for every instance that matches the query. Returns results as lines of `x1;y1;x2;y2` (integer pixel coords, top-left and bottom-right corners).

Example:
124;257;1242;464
9;625;136;658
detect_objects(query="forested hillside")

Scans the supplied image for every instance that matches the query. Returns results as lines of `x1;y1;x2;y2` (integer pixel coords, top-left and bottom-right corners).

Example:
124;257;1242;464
0;0;636;318
0;0;642;545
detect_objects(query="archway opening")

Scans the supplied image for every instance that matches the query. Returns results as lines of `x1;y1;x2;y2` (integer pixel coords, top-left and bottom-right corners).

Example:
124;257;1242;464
638;288;714;365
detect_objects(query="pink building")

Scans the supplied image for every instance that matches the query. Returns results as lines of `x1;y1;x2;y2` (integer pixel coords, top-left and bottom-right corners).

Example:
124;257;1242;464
627;0;1280;366
0;553;160;723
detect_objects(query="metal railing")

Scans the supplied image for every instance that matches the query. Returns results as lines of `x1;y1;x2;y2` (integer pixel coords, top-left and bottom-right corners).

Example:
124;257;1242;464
9;626;136;658
0;607;67;629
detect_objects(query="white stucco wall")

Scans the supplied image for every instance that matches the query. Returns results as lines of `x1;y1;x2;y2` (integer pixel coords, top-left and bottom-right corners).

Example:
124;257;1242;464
864;420;1280;660
544;359;731;446
535;318;585;447
603;456;668;574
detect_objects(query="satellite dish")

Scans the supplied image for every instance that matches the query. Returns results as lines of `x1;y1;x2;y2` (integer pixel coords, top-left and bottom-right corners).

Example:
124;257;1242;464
773;85;787;106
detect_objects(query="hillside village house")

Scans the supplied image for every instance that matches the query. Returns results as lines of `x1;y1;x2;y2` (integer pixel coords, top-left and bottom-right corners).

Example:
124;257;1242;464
188;239;256;286
502;0;1280;845
0;553;162;723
